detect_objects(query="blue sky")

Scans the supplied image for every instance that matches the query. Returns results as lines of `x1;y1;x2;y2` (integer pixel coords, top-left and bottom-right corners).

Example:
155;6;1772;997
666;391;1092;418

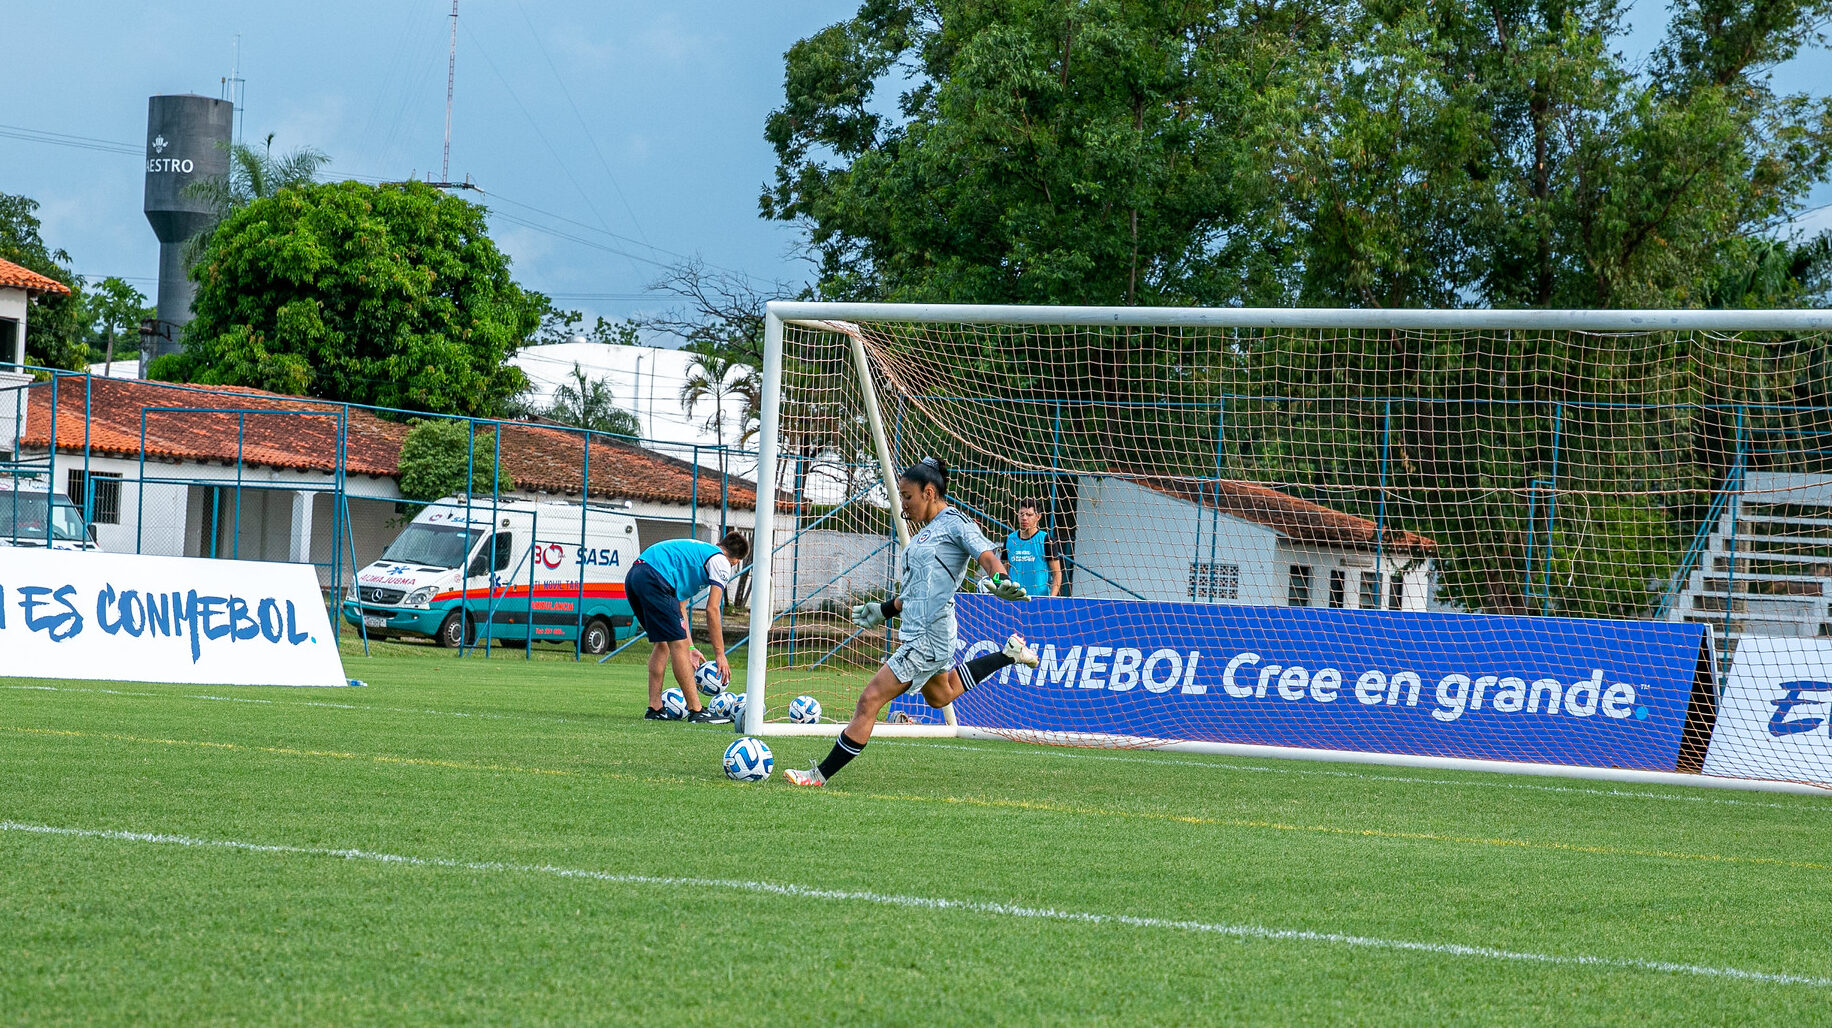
2;1;1826;329
3;0;857;325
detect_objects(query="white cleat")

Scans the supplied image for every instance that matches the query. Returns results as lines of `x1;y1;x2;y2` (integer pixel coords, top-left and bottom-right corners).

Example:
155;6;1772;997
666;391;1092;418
782;765;826;787
1003;633;1040;668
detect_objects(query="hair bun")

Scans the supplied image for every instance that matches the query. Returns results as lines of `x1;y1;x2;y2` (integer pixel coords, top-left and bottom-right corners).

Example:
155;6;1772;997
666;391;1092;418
920;456;947;475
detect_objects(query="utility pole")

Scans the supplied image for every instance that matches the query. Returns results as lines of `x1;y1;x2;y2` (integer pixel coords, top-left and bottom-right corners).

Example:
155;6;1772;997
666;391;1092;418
442;0;458;184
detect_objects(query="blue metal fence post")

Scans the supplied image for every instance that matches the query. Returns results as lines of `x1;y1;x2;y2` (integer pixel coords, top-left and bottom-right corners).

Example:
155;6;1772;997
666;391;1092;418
233;412;245;559
486;422;502;658
1048;401;1063;535
136;407;147;553
460;420;477;657
1544;402;1564;614
576;429;590;661
1721;407;1747;663
81;374;92;529
1375;400;1391;585
1207;398;1226;601
45;374;57;547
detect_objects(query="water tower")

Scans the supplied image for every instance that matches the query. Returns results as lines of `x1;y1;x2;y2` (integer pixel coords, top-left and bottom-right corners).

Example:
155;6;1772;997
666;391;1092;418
143;94;232;361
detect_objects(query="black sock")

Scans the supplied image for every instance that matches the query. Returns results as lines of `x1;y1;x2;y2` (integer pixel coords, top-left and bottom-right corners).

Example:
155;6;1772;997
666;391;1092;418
817;731;867;781
959;652;1015;692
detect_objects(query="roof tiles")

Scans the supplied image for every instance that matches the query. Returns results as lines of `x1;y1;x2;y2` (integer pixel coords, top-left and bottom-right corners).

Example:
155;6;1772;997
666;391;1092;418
17;377;761;511
0;258;72;295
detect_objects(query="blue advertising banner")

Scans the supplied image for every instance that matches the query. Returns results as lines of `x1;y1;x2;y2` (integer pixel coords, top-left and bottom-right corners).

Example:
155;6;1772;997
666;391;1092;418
923;595;1710;771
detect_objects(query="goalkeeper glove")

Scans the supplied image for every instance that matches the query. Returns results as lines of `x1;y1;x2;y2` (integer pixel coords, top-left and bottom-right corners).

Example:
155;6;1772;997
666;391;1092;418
980;573;1031;603
851;601;888;629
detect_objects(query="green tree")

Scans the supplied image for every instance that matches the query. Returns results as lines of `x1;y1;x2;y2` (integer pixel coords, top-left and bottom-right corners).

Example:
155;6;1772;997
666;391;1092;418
0;192;85;371
396;418;515;501
529;297;642;347
77;277;153;373
545;363;643;438
181;133;330;266
765;0;1832;309
157;180;542;417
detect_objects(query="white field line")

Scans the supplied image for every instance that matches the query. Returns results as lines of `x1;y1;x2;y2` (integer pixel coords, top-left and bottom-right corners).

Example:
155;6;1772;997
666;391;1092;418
2;684;587;728
1;819;1825;990
9;684;1825;812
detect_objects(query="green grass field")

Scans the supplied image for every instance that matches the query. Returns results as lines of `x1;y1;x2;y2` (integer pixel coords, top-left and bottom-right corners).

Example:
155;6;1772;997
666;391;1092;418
4;639;1832;1024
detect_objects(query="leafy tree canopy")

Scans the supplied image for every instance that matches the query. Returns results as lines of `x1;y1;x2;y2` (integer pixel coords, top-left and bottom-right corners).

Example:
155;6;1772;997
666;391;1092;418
156;180;543;417
396;418;515;501
765;0;1832;308
0;192;86;371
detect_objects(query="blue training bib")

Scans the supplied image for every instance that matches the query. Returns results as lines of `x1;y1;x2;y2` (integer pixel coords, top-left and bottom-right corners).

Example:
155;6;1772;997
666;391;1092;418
1006;530;1051;596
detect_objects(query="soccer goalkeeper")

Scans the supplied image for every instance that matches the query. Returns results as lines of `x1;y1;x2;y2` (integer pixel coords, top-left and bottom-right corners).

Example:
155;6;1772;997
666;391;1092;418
784;457;1039;786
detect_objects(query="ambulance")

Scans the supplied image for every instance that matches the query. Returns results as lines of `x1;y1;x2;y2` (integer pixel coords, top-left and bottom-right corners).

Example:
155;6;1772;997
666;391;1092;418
343;496;638;652
0;473;98;550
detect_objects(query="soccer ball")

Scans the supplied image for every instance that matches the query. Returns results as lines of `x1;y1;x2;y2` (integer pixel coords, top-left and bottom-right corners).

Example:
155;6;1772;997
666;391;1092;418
789;694;822;724
662;687;688;719
729;692;746;723
706;690;738;719
723;736;773;782
693;661;725;696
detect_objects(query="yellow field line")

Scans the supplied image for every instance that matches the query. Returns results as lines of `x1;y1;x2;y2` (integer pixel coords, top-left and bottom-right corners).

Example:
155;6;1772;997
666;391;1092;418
854;789;1832;873
0;725;574;777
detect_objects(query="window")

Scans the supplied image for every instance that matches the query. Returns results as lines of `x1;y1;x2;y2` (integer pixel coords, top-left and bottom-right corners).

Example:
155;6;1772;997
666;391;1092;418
1188;561;1240;601
1287;565;1312;607
1358;570;1380;609
468;532;517;578
1328;569;1346;608
1388;572;1405;610
66;470;122;525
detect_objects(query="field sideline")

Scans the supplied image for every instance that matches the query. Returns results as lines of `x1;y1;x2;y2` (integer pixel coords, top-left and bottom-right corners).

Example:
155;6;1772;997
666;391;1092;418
4;641;1831;1024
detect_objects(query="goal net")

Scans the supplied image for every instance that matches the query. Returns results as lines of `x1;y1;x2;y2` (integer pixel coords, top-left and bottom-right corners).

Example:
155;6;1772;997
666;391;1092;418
742;304;1832;794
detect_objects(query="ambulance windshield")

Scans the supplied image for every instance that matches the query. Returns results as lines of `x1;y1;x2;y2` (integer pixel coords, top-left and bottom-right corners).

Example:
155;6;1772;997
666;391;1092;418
381;523;474;570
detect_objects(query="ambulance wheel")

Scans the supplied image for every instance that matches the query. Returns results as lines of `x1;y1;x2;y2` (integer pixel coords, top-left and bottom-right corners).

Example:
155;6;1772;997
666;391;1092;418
581;617;613;655
436;611;473;648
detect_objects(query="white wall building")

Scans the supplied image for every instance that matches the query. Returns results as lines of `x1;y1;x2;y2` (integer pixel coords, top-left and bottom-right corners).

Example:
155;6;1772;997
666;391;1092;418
14;377;775;592
1071;475;1436;611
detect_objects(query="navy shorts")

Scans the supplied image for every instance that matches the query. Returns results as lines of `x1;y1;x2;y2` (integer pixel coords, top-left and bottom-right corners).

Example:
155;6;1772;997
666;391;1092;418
627;561;687;644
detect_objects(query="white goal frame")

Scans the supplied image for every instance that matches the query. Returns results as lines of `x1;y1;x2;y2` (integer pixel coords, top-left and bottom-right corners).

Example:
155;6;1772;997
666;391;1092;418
742;302;1832;795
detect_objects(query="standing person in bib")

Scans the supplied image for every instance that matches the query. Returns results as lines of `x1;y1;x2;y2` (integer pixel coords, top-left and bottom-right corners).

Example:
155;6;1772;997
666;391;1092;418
783;458;1040;787
631;532;750;723
1003;498;1063;598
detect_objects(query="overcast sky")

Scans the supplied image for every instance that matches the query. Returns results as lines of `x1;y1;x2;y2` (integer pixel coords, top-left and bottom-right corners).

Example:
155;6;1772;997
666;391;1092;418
3;1;1827;331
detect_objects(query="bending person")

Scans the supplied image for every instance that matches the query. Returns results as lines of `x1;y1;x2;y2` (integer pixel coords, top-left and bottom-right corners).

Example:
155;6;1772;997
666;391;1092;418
632;531;749;722
784;457;1039;786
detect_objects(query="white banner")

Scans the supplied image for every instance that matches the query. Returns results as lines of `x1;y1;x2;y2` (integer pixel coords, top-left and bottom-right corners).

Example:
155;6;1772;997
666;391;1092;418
1703;637;1832;785
0;549;346;687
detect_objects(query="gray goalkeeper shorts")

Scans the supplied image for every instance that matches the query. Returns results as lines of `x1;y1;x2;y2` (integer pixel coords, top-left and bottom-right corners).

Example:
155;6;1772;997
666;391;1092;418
887;632;957;694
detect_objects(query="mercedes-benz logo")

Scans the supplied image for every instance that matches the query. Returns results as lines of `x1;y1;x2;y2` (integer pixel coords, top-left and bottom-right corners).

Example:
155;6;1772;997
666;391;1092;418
151;135;168;153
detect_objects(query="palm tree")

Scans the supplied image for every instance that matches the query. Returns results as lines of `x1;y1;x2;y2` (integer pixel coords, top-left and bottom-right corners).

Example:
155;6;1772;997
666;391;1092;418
681;349;751;505
182;134;329;265
548;363;643;438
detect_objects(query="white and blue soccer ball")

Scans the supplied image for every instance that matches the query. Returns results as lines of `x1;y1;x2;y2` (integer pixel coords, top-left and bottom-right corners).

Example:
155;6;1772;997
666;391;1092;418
693;661;725;696
723;736;773;782
789;694;823;724
729;692;747;723
706;690;738;719
662;687;688;719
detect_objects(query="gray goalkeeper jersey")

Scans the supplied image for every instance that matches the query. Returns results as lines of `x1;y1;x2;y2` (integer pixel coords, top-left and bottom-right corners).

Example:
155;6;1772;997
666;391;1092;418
897;506;996;643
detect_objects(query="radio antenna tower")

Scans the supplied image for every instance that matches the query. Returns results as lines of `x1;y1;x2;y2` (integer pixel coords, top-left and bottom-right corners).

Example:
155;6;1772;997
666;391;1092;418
220;34;246;144
441;0;458;183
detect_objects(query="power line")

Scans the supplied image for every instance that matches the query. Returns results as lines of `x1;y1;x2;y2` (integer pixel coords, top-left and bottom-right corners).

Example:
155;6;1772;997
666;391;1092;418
509;0;652;247
0;124;140;156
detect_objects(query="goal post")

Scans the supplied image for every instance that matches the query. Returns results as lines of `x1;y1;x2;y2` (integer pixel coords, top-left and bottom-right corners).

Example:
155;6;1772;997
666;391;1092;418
743;302;1832;794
